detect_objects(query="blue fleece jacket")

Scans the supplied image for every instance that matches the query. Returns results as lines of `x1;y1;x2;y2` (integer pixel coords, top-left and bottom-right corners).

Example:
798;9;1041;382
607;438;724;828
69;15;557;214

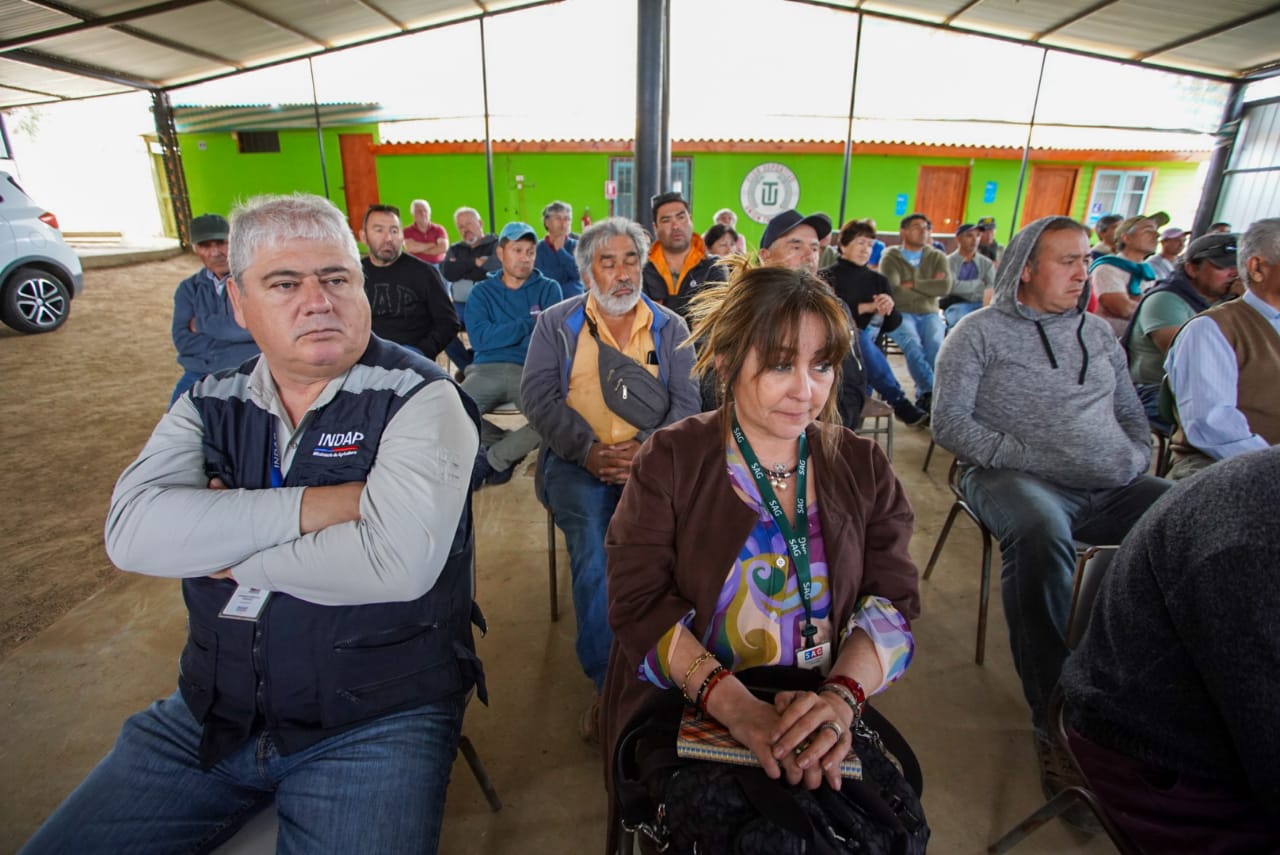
535;237;583;298
171;267;259;374
465;268;563;365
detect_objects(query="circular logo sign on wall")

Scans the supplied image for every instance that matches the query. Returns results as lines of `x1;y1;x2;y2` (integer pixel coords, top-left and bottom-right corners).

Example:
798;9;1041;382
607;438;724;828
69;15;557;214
740;163;800;224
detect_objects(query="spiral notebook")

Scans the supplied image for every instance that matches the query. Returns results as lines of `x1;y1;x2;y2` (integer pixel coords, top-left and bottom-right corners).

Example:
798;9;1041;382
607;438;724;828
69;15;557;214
676;707;863;780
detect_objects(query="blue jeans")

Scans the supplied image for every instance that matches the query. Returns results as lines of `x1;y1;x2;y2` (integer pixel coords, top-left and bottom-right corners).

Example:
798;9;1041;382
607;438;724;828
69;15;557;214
960;468;1170;732
859;327;909;406
886;311;944;401
171;370;205;405
21;691;465;855
943;301;982;332
543;450;622;692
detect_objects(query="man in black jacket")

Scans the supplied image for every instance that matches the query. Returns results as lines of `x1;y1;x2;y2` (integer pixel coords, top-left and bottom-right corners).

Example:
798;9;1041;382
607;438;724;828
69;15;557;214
440;206;501;373
360;204;459;360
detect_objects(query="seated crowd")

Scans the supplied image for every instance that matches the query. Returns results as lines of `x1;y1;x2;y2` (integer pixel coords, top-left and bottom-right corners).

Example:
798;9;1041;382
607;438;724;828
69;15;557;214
21;190;1278;854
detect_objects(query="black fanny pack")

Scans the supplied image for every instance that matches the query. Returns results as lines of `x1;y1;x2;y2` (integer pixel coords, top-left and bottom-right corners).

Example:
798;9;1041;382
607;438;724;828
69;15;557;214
585;313;669;430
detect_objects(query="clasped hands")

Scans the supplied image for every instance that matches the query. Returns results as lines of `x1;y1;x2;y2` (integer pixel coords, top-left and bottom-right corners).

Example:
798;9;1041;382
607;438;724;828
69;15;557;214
722;688;856;791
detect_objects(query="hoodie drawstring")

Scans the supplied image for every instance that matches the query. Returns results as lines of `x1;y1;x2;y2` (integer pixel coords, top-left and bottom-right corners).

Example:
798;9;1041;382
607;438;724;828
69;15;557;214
1034;321;1058;369
1075;315;1089;385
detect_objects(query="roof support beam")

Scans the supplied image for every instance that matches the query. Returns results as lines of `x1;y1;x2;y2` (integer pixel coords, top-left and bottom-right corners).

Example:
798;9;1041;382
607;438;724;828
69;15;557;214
1032;0;1122;40
218;0;330;48
944;0;984;26
5;47;158;89
1133;3;1280;61
0;81;67;100
0;0;214;51
349;0;407;31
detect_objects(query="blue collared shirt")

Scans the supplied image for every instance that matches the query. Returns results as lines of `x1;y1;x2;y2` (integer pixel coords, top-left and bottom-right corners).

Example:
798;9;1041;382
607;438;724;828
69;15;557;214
1165;289;1280;460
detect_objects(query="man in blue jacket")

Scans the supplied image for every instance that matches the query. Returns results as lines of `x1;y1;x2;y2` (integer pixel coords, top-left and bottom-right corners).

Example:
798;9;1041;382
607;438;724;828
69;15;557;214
465;222;563;488
169;213;259;403
521;217;700;743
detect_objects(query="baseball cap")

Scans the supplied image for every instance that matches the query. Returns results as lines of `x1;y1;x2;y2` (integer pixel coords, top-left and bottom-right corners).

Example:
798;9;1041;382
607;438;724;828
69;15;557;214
1161;227;1187;241
1114;212;1170;246
650;191;689;219
1184;233;1238;268
975;216;996;230
955;223;978;236
498;221;537;245
900;213;931;229
190;213;229;244
760;209;832;249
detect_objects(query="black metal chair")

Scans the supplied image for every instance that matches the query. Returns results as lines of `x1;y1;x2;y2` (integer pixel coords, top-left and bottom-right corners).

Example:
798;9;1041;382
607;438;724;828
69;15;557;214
987;546;1141;854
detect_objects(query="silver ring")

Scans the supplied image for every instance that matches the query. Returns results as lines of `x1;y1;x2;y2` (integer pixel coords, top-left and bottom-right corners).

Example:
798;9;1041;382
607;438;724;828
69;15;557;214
819;720;844;740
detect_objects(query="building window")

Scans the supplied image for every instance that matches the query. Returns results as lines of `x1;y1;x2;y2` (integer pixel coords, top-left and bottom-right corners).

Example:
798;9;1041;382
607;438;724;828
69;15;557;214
236;131;281;154
1087;170;1152;222
608;157;693;218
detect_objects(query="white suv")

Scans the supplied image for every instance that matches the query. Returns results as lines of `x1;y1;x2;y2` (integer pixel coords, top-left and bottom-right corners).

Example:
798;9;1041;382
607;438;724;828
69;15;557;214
0;172;84;333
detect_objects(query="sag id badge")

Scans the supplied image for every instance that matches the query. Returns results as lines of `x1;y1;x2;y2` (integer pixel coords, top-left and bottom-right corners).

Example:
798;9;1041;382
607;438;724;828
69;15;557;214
219;585;271;621
795;641;833;674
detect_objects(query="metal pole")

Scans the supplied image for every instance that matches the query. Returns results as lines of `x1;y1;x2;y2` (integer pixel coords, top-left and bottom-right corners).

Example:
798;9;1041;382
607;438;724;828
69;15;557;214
1191;80;1246;237
307;58;330;199
658;0;671;194
1008;49;1048;239
634;0;666;230
151;89;193;245
479;15;497;233
837;13;864;227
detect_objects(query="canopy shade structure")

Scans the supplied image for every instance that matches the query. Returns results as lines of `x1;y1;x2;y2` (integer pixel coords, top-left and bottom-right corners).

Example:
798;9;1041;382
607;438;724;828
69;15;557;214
0;0;555;108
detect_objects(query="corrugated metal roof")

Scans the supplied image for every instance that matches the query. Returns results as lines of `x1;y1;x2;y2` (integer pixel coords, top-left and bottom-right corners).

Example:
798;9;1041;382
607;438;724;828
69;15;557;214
0;0;1275;112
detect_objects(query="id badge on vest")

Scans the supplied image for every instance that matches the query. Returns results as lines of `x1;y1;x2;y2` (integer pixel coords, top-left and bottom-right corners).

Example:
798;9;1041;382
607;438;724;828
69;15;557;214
220;585;271;621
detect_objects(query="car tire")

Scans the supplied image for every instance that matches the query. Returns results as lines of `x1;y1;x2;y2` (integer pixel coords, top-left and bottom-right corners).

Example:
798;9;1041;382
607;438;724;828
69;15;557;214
1;266;72;333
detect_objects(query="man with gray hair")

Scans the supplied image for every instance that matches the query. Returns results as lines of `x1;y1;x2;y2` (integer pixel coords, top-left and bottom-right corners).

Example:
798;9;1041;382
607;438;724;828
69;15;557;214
522;217;700;742
1165;218;1280;479
440;206;501;373
535;200;583;298
403;198;449;265
22;194;483;854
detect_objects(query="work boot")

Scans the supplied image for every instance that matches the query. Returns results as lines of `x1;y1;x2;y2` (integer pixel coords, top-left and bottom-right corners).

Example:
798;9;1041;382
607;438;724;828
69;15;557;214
891;398;929;427
1033;732;1103;834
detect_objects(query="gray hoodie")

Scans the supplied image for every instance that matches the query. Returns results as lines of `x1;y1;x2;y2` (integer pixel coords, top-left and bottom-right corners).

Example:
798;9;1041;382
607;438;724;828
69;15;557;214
932;217;1150;489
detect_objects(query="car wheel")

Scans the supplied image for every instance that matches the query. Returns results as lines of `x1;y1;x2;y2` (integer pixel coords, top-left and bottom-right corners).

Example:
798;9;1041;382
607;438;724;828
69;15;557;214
1;267;72;333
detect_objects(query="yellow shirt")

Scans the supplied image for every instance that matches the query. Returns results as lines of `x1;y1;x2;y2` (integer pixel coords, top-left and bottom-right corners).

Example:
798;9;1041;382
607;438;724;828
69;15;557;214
567;295;659;444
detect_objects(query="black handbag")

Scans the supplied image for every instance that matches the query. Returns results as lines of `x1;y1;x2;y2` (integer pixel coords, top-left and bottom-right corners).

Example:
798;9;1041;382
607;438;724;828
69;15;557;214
584;314;670;430
616;667;928;855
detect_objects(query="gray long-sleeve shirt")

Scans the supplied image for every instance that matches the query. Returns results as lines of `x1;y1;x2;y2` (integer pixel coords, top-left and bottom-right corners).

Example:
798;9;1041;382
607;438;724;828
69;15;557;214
105;356;479;606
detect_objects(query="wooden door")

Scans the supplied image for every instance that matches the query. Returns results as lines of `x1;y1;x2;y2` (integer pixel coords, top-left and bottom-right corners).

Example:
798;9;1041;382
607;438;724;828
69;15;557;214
914;166;969;234
339;134;379;235
1021;166;1079;226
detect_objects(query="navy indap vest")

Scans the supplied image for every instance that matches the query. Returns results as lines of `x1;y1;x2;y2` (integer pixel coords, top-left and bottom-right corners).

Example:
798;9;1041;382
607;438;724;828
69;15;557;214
185;336;484;769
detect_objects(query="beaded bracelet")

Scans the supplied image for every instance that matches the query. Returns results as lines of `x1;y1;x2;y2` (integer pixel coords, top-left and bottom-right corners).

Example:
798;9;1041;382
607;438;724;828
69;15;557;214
818;675;866;721
681;651;716;702
817;683;860;722
823;675;866;709
693;665;727;711
698;668;732;715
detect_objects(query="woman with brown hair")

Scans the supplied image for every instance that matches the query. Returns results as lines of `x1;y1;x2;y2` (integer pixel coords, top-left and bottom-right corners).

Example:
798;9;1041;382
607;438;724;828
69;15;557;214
600;259;922;850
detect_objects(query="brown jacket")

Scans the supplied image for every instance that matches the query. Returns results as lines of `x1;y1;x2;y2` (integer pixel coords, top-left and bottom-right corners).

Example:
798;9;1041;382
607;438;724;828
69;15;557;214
599;411;921;846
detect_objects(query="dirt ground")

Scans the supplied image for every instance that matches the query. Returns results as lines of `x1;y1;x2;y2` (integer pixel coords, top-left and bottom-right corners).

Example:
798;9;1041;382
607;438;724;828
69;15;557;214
0;255;203;659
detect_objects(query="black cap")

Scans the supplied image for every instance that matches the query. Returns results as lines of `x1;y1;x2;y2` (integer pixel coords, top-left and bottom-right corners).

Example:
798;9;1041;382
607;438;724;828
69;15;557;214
190;213;229;243
1185;233;1238;268
976;216;996;230
761;209;832;249
955;223;978;236
900;212;930;229
650;191;689;219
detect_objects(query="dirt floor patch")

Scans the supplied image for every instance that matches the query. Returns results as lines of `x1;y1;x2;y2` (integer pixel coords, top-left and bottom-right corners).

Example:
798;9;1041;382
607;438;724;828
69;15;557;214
0;255;202;659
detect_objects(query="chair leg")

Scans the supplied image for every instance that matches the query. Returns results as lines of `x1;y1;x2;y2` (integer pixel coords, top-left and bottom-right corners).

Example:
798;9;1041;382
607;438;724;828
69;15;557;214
922;438;935;472
987;789;1079;853
885;415;894;462
546;510;559;622
923;502;963;580
976;530;993;666
457;734;503;812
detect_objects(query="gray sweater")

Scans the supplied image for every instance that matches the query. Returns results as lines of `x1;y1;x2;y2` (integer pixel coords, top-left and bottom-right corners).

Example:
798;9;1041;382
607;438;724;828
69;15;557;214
1062;447;1280;812
931;217;1150;489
